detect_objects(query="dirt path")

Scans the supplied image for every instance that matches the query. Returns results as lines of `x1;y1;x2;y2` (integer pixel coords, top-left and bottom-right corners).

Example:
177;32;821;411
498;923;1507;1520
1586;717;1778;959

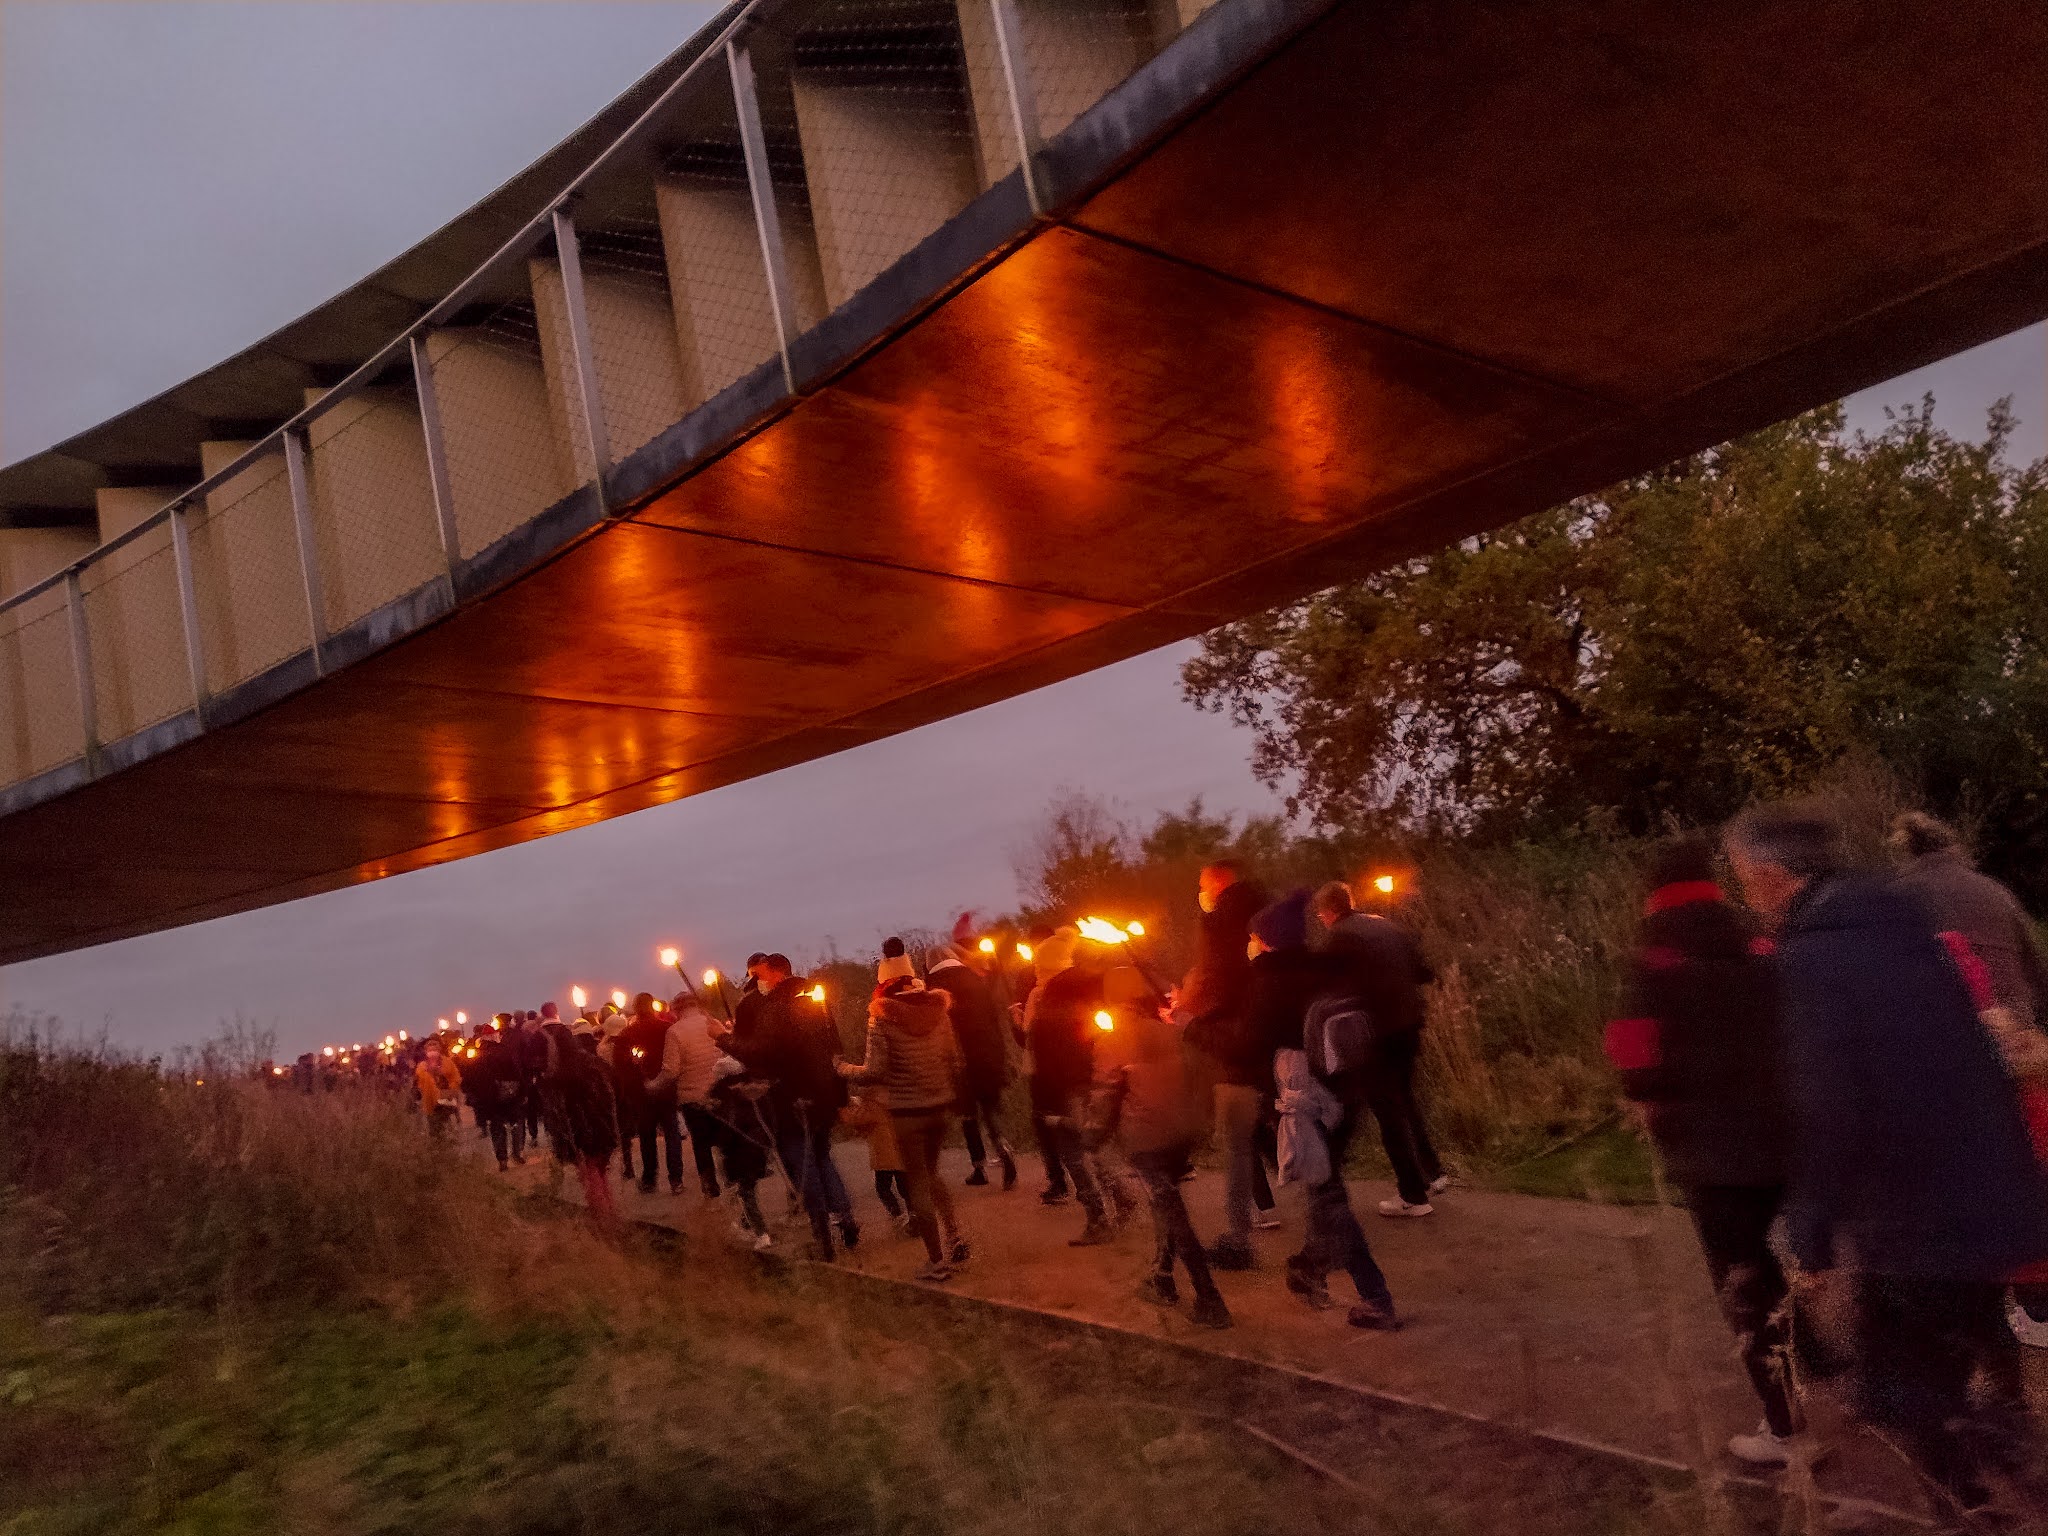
559;1140;2042;1524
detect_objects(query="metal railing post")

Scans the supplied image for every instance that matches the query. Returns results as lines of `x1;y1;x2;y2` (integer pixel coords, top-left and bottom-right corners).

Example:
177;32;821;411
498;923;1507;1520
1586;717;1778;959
410;333;463;581
550;207;612;489
988;0;1045;214
729;36;801;392
63;567;100;773
168;502;209;714
282;428;329;674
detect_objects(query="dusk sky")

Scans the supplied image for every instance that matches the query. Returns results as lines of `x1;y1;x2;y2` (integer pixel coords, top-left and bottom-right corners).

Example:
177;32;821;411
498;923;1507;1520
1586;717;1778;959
2;1;2042;1056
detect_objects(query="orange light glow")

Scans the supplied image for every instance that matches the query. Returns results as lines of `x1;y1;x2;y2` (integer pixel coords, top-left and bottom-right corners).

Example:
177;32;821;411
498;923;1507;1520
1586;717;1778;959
1373;874;1396;895
571;986;587;1010
1126;920;1145;938
1076;916;1131;946
322;1047;334;1057
1016;943;1034;964
808;984;826;1004
455;1012;468;1026
658;946;680;969
397;1030;408;1042
701;969;719;989
437;1018;450;1032
977;937;996;955
1093;1010;1115;1032
611;989;628;1008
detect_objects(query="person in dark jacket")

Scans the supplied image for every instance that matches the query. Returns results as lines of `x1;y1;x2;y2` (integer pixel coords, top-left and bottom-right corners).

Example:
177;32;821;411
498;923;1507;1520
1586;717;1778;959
1890;813;2048;1030
1025;931;1119;1245
537;1020;620;1234
471;1028;530;1172
1726;804;2048;1510
1181;861;1273;1266
928;944;1017;1190
723;954;856;1258
1604;836;1800;1467
1316;880;1444;1216
620;993;685;1196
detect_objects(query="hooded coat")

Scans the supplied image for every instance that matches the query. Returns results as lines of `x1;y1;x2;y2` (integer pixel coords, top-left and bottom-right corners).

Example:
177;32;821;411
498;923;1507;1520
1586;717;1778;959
1775;873;2048;1278
847;986;962;1113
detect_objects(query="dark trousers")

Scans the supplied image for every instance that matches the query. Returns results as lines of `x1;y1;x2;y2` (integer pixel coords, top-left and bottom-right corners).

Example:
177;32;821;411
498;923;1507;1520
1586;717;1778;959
1366;1032;1441;1205
1686;1184;1795;1437
960;1083;1015;1171
1032;1109;1068;1193
679;1101;723;1196
1039;1093;1106;1224
487;1111;527;1167
874;1168;907;1216
775;1111;852;1250
1130;1142;1224;1305
638;1090;683;1190
1297;1104;1392;1306
1852;1272;2018;1505
524;1084;541;1144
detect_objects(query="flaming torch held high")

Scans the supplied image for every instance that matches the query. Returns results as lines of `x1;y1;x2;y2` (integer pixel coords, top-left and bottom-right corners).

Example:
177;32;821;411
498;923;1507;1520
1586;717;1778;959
1076;915;1169;996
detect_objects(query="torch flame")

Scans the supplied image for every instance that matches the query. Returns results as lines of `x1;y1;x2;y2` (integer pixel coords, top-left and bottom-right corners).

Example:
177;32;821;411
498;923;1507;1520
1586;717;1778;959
398;1030;408;1042
437;1018;449;1031
1126;920;1145;937
658;946;680;968
1076;916;1131;946
1373;874;1396;894
808;984;826;1004
322;1047;334;1057
701;969;719;989
1093;1010;1115;1032
610;989;628;1008
977;936;996;956
1015;942;1034;964
571;986;587;1010
455;1011;467;1026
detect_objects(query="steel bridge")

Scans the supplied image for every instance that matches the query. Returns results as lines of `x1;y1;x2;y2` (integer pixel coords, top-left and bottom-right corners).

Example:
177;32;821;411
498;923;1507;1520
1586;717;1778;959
0;0;2042;963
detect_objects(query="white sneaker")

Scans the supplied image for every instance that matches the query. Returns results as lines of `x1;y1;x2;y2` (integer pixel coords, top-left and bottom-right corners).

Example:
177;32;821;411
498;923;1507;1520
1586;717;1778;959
1726;1422;1792;1467
1427;1175;1452;1196
751;1232;774;1253
1252;1211;1282;1231
1378;1198;1433;1218
2009;1293;2048;1349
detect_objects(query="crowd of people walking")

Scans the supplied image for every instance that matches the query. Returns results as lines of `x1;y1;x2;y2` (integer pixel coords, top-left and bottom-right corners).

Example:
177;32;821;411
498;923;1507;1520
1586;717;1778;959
286;800;2048;1523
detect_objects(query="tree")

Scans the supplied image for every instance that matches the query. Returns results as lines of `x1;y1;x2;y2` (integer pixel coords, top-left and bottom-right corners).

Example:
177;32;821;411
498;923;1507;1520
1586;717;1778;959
1182;400;2048;899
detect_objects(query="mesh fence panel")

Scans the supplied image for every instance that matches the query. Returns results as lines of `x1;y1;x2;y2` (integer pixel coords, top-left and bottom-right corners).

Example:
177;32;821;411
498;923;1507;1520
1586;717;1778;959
80;523;192;741
0;588;84;784
427;305;578;560
187;451;315;696
1014;0;1160;140
771;0;986;313
657;144;784;411
304;390;447;632
574;216;695;464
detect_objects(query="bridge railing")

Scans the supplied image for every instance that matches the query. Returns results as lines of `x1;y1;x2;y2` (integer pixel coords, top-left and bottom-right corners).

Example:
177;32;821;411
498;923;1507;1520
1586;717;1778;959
0;0;1212;802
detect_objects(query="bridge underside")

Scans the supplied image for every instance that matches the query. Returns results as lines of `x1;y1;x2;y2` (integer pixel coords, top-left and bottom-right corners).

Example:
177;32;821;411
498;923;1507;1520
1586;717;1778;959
3;0;2044;963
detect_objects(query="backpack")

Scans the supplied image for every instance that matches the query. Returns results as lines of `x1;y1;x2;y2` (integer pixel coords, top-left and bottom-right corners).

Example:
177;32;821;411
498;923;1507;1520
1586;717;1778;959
1302;994;1375;1081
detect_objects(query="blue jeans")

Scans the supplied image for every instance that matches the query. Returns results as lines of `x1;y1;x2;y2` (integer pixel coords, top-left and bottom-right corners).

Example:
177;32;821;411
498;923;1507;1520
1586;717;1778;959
1297;1103;1392;1306
777;1111;851;1248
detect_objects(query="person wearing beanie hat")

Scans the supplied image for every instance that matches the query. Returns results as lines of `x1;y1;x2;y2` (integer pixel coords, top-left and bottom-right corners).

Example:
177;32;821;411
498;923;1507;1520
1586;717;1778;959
928;943;1018;1190
841;937;968;1279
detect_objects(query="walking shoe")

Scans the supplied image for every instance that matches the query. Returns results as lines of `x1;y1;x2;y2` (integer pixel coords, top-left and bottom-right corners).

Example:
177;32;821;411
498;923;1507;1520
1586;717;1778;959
1725;1422;1797;1468
1204;1239;1254;1272
837;1216;861;1251
1377;1198;1433;1218
512;1153;527;1166
948;1236;971;1266
1191;1296;1234;1330
496;1160;510;1174
2009;1293;2048;1349
999;1153;1019;1191
1140;1272;1179;1307
1069;1222;1114;1248
1039;1186;1071;1207
1252;1210;1282;1231
964;1166;990;1187
913;1260;953;1283
1284;1260;1333;1310
751;1232;775;1253
891;1210;914;1234
1346;1297;1401;1331
700;1180;721;1200
1427;1174;1452;1196
669;1183;685;1197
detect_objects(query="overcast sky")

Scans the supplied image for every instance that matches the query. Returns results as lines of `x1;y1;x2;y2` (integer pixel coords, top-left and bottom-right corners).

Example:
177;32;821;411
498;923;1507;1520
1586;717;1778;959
2;1;2042;1056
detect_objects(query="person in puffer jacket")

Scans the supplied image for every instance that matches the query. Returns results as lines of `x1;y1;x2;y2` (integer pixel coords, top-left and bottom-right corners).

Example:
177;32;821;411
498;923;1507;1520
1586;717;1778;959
1092;965;1230;1328
839;938;967;1280
1604;835;1800;1469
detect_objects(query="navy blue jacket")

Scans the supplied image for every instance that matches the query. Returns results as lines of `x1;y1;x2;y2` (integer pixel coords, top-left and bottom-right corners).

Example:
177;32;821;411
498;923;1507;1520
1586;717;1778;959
1776;873;2048;1278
